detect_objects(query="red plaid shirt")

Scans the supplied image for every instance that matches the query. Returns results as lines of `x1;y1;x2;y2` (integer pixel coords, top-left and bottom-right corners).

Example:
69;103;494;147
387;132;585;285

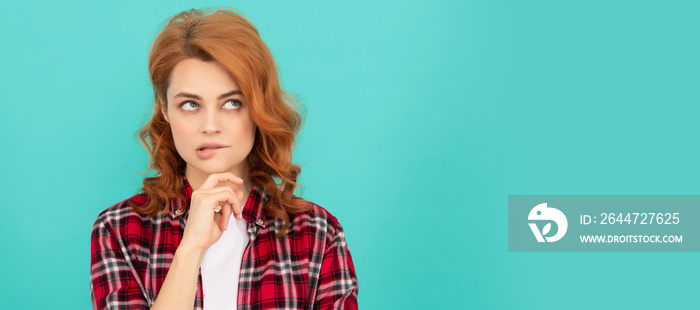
90;179;358;309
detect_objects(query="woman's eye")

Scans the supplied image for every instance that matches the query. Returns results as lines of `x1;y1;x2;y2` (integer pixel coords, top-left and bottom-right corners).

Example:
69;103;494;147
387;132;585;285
180;101;199;111
223;99;241;110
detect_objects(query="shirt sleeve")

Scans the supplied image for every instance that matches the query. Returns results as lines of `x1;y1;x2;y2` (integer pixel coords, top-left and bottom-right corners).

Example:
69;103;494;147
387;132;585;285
90;219;149;310
314;225;359;309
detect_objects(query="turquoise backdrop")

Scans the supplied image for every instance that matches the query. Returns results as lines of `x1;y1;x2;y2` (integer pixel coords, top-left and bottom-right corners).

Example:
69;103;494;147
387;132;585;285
1;0;698;309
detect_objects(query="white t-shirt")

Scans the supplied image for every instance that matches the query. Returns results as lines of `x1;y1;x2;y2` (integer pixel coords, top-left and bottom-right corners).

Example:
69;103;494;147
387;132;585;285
200;211;250;309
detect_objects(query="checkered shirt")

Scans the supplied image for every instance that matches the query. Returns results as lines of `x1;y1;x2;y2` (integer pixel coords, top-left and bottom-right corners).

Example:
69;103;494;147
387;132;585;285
90;179;358;309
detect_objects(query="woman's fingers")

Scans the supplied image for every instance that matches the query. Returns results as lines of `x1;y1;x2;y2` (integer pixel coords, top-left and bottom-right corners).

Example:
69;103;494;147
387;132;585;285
234;189;245;201
200;172;244;190
205;189;243;225
218;202;233;230
224;190;244;221
181;173;247;251
198;186;245;220
233;190;245;219
195;186;236;202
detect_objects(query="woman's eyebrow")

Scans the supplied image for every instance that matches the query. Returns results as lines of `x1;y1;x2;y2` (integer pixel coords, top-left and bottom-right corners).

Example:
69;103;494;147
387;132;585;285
173;90;243;100
218;90;243;99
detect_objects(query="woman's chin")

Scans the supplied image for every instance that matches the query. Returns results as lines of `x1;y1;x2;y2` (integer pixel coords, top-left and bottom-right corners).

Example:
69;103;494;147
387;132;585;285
186;163;246;177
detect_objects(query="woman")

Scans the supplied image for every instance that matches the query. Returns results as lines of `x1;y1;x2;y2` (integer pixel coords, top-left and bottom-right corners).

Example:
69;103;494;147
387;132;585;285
90;8;358;310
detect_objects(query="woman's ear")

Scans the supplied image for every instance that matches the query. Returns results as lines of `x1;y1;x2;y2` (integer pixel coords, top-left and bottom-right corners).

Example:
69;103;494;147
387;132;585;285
161;107;169;123
159;98;170;123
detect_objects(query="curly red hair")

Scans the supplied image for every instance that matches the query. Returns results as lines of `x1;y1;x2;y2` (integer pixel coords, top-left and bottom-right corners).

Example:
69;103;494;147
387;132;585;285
136;8;308;237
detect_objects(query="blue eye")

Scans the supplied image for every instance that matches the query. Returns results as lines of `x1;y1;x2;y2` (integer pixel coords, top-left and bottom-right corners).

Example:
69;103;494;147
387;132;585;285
180;101;199;111
223;99;241;110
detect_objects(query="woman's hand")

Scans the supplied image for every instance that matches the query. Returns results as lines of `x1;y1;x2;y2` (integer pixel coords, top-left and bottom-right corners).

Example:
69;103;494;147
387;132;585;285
179;172;247;252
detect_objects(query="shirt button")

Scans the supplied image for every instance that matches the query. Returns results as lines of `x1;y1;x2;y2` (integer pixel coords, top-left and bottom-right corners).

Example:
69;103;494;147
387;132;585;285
256;219;263;225
175;209;183;215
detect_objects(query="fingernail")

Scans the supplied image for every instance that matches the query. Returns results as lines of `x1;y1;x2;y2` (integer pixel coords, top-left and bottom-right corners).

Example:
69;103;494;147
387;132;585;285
236;177;243;182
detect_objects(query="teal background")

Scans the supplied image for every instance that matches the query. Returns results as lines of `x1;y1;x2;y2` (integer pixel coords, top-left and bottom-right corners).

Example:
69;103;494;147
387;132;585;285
1;0;698;309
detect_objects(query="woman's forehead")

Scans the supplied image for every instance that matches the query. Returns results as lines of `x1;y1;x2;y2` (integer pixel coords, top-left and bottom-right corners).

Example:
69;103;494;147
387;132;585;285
167;58;241;99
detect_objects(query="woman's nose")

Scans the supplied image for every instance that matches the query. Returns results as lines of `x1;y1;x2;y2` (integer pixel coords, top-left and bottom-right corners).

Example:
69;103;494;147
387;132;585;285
200;109;221;134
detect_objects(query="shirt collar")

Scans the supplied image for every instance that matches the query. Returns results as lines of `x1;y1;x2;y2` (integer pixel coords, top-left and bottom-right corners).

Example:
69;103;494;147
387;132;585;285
169;177;269;228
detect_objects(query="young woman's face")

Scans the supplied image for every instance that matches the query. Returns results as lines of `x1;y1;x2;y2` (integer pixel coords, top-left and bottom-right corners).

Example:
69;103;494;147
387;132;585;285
163;58;256;179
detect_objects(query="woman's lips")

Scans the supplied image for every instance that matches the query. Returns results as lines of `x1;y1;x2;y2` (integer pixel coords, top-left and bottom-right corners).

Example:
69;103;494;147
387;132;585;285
195;144;228;160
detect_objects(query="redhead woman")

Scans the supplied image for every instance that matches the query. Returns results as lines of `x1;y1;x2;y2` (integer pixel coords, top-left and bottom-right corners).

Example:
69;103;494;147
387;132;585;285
90;8;358;310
